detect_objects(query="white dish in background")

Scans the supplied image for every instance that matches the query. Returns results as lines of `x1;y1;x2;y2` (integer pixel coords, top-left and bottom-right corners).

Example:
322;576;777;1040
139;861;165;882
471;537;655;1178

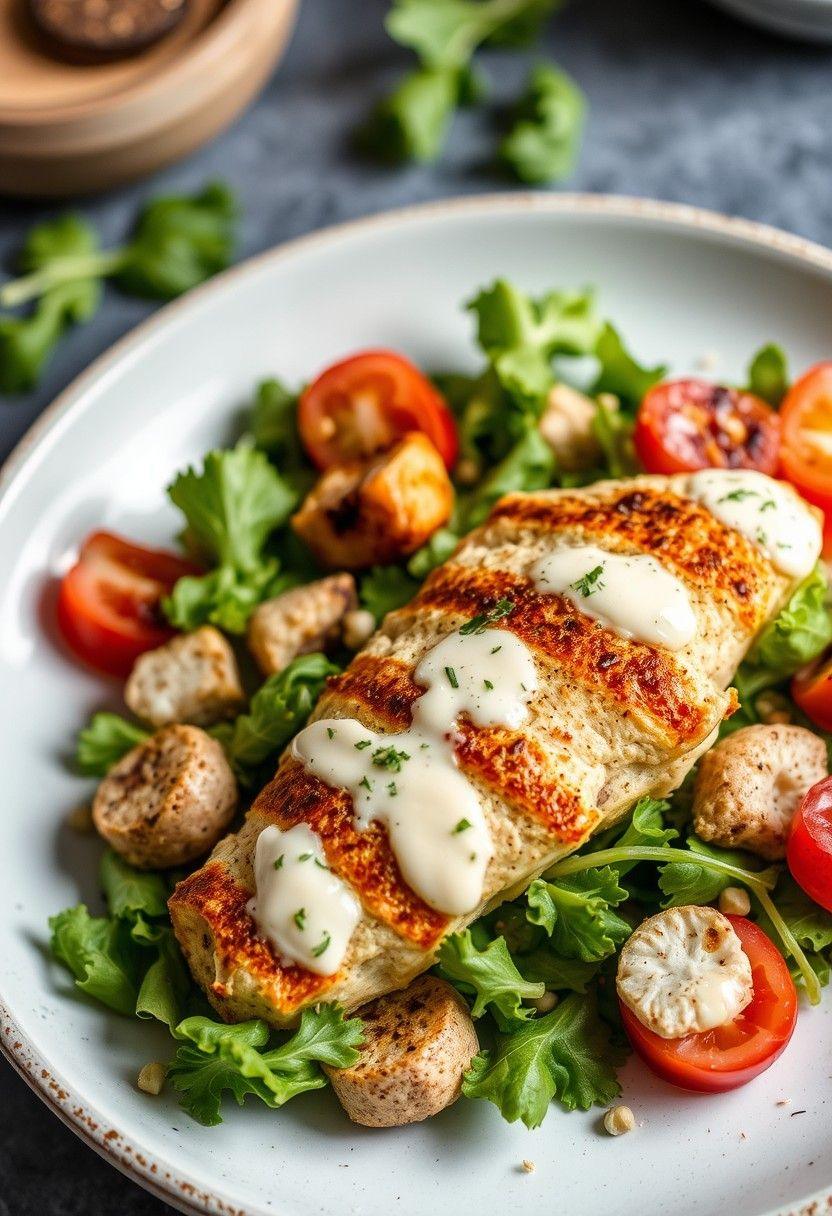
708;0;832;42
2;194;832;1216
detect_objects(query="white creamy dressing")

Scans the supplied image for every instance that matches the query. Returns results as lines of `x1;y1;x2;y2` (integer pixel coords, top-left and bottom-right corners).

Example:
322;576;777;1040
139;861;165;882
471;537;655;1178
247;624;539;970
686;469;822;579
247;823;362;976
531;544;697;650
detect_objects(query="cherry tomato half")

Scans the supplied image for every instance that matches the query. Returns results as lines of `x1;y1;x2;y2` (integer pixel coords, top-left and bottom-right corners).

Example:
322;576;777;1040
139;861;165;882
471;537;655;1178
57;531;200;678
619;916;797;1093
787;775;832;913
780;362;832;523
792;654;832;733
298;350;458;471
634;379;780;476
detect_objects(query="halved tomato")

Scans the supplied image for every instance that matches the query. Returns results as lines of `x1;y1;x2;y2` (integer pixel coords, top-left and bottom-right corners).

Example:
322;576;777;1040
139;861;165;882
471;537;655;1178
57;532;200;678
298;350;458;471
780;362;832;520
792;653;832;733
787;774;832;914
634;379;780;476
619;916;797;1093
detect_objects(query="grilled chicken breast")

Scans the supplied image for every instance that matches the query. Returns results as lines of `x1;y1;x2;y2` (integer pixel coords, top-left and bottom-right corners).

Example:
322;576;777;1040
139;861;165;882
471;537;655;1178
169;475;806;1027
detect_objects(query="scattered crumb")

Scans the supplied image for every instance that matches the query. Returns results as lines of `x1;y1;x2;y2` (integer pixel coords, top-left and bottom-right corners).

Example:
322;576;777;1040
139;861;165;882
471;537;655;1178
521;1159;535;1174
776;1099;790;1107
697;351;720;371
137;1062;166;1096
740;1131;748;1140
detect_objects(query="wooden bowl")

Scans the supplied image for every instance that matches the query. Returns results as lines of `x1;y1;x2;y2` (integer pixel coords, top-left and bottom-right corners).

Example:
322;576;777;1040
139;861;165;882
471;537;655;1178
0;0;299;197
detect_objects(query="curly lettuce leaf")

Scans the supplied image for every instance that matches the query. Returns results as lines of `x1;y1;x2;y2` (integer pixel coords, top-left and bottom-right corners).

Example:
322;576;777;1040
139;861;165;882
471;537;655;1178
437;930;544;1021
75;712;149;777
462;992;622;1127
526;867;630;961
168;1006;363;1126
590;322;666;411
748;564;832;680
49;905;139;1016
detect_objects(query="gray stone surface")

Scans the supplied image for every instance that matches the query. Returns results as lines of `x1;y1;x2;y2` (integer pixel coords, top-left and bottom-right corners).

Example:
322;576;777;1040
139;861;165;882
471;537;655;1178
1;0;831;1210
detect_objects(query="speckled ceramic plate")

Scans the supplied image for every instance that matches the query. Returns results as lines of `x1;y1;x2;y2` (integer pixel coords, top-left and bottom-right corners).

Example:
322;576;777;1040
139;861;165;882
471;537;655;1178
2;195;832;1216
707;0;832;42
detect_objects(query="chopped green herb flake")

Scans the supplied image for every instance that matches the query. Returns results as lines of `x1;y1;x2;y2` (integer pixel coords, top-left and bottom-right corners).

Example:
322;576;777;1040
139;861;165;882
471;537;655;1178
371;745;411;772
454;818;473;834
760;499;776;513
491;645;502;655
359;776;373;792
571;565;605;598
273;855;284;871
297;853;313;862
327;728;335;740
445;666;459;689
719;488;758;503
484;679;494;690
388;781;398;797
459;598;515;635
314;858;329;870
312;933;331;958
354;739;372;750
293;908;306;931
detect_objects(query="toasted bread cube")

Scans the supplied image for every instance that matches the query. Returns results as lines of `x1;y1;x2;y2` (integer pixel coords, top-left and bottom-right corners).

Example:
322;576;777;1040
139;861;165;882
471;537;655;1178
92;724;237;869
324;975;478;1127
291;432;454;571
125;626;245;728
247;574;357;676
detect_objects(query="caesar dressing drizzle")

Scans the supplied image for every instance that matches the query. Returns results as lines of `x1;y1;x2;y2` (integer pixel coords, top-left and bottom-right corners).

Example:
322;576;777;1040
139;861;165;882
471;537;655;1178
531;544;697;650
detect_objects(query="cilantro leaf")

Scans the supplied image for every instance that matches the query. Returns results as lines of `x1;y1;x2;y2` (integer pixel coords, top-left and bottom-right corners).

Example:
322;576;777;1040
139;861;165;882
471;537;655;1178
163;442;297;633
747;343;789;408
591;322;667;412
468;279;601;402
75;712;149;777
0;216;102;394
437;930;544;1021
359;565;420;622
168;1006;362;1126
462;992;622;1127
501;63;585;184
114;183;237;300
526;867;630;961
214;653;338;784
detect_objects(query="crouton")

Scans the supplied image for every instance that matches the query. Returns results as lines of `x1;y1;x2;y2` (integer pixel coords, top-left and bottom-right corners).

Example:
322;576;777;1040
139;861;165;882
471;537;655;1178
291;432;453;571
125;626;244;728
324;975;478;1127
92;724;237;869
538;383;605;472
247;574;357;676
693;724;827;860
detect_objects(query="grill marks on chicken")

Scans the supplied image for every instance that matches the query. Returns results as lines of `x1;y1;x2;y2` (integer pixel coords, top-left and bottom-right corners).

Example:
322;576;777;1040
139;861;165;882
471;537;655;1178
169;477;795;1026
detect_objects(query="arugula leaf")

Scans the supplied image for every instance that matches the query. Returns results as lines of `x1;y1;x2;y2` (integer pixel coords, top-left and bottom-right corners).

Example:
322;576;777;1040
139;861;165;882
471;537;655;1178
591;323;667;412
75;712;149;777
168;1006;363;1126
501;63;585;184
163;442;297;633
49;905;139;1016
462;992;622;1127
0;216;102;393
464;425;556;528
526;867;630;961
114;183;237;300
437;930;544;1020
747;343;789;408
468;279;601;402
359;565;420;622
215;653;338;784
658;835;768;907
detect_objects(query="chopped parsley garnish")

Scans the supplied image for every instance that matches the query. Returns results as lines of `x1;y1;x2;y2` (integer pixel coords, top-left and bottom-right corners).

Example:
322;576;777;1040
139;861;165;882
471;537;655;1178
454;818;473;834
445;666;459;689
459;598;515;635
359;776;373;792
420;742;430;749
312;932;331;958
354;739;372;750
326;727;335;740
273;855;284;871
314;858;329;870
293;908;306;930
756;529;768;545
571;564;605;597
484;679;494;690
297;852;313;862
719;488;759;503
371;745;411;772
760;499;776;512
490;645;502;655
388;781;398;797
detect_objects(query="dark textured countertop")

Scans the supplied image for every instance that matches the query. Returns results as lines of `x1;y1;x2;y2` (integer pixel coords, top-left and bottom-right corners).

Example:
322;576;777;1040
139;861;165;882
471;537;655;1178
1;0;831;1211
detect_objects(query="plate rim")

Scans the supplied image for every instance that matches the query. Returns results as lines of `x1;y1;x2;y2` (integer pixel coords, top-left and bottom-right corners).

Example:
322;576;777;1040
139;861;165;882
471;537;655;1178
3;190;832;1216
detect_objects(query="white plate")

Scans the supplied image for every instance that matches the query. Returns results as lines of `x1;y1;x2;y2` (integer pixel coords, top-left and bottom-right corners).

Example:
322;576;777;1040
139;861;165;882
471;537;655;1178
3;194;832;1216
707;0;832;42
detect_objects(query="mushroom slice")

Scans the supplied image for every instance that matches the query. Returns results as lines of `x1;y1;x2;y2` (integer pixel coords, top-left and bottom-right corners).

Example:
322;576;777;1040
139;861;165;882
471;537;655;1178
616;906;753;1039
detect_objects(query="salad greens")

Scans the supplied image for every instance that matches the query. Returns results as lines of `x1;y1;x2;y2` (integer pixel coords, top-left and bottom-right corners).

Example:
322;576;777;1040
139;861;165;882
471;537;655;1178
500;63;585;185
50;272;832;1131
0;183;237;394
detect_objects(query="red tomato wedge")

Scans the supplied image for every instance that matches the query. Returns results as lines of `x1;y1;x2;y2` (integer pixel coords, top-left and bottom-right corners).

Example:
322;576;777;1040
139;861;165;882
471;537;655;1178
792;654;832;733
634;379;780;476
57;532;200;678
787;775;832;913
619;916;797;1093
298;350;458;471
780;362;832;520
